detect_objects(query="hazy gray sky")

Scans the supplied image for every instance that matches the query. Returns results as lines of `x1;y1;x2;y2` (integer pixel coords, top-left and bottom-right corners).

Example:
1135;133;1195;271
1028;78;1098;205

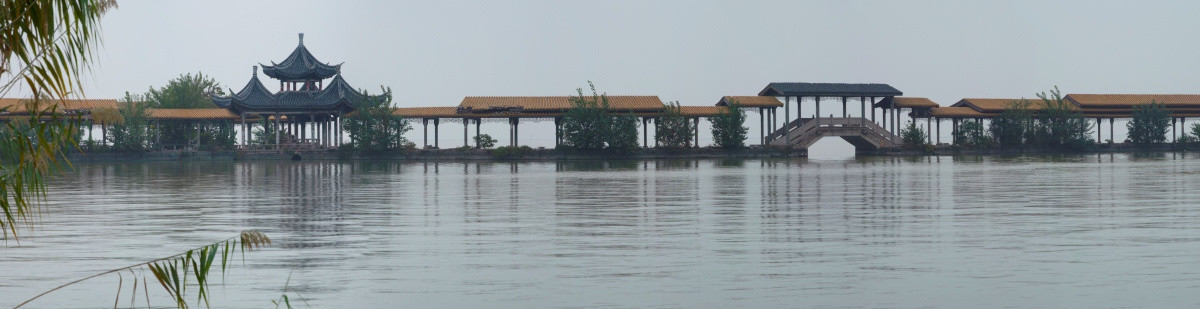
76;1;1200;154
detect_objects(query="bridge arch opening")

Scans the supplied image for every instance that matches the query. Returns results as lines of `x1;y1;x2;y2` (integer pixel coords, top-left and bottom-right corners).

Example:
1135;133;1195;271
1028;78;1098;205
806;137;856;160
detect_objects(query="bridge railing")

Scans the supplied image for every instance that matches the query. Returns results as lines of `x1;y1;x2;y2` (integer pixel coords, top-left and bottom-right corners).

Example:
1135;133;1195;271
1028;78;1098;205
768;117;898;147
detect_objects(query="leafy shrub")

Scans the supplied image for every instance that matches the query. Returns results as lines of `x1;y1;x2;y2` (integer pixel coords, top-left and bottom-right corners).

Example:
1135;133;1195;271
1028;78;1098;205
474;134;497;148
107;93;151;152
709;102;747;149
1127;101;1170;144
901;120;927;147
559;82;639;152
490;145;533;159
990;99;1033;146
342;87;411;151
1030;87;1093;149
953;120;990;147
655;102;693;149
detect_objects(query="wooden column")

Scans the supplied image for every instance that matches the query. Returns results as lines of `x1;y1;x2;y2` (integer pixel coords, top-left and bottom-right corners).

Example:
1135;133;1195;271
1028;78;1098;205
815;96;821;127
654;118;660;148
274;113;280;148
783;96;790;128
842;97;847;118
463;118;469;147
952;118;959;144
1110;118;1115;143
642;117;649;148
422;118;428;147
1172;118;1177;142
476;119;482;148
797;96;802;120
759;107;765;145
693;117;700;148
870;97;876;123
1097;118;1102;142
240;115;246;146
433;118;440;148
927;117;933;144
860;96;866;125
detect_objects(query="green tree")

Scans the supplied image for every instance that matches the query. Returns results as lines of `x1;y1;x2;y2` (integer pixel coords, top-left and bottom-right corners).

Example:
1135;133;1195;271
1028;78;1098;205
953;120;990;147
342;88;411;151
608;113;640;151
559;82;639;152
251;117;278;146
107;92;152;151
1126;101;1171;144
146;72;224;109
900;120;927;147
1030;86;1093;149
709;103;747;149
990;99;1033;146
474;134;497;148
655;102;693;149
144;73;228;149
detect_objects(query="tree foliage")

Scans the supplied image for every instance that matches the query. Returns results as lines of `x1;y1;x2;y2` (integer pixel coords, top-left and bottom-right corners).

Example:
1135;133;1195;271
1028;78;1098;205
968;87;1092;150
989;99;1033;146
143;73;229;149
107;92;152;151
1126;101;1171;144
1029;86;1093;149
559;82;639;152
655;102;693;149
342;87;411;151
251;117;277;146
901;120;927;147
147;72;224;109
474;134;497;149
709;102;747;149
953;120;990;147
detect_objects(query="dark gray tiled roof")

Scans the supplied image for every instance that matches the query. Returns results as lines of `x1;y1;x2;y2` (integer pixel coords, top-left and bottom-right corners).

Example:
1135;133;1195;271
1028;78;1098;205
758;82;902;97
260;33;341;81
211;73;378;113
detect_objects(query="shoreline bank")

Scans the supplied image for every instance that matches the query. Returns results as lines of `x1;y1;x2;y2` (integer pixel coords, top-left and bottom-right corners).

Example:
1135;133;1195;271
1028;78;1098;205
62;143;1199;162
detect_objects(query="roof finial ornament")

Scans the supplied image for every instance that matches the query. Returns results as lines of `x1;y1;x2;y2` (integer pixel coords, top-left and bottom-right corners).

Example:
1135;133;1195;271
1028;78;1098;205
252;65;258;76
299;33;304;45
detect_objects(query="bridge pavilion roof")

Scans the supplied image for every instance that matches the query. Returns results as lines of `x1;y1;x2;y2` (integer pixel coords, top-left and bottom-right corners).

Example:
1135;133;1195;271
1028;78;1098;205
717;96;783;108
758;82;902;97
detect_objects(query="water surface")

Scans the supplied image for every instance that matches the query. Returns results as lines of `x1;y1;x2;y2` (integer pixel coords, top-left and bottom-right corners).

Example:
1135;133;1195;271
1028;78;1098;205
5;154;1200;308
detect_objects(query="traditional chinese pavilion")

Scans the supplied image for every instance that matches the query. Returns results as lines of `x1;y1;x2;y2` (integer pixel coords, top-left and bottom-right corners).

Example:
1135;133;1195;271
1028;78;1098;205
211;33;381;147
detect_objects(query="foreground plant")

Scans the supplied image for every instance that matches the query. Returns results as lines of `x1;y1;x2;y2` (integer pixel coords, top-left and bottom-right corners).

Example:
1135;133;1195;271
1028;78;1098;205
16;230;272;309
0;102;79;239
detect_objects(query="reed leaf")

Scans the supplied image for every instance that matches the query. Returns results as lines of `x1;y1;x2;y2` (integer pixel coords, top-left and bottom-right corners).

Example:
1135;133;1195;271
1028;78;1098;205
16;231;272;308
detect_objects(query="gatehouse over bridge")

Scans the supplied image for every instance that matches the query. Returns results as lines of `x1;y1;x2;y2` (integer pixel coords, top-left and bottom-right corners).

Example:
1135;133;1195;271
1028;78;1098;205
754;82;924;152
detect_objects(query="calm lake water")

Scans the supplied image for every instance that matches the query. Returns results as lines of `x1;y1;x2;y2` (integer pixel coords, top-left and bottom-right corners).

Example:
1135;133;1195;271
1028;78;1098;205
6;154;1200;308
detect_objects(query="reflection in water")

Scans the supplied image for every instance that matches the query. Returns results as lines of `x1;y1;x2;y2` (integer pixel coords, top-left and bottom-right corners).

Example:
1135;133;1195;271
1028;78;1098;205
7;155;1200;308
